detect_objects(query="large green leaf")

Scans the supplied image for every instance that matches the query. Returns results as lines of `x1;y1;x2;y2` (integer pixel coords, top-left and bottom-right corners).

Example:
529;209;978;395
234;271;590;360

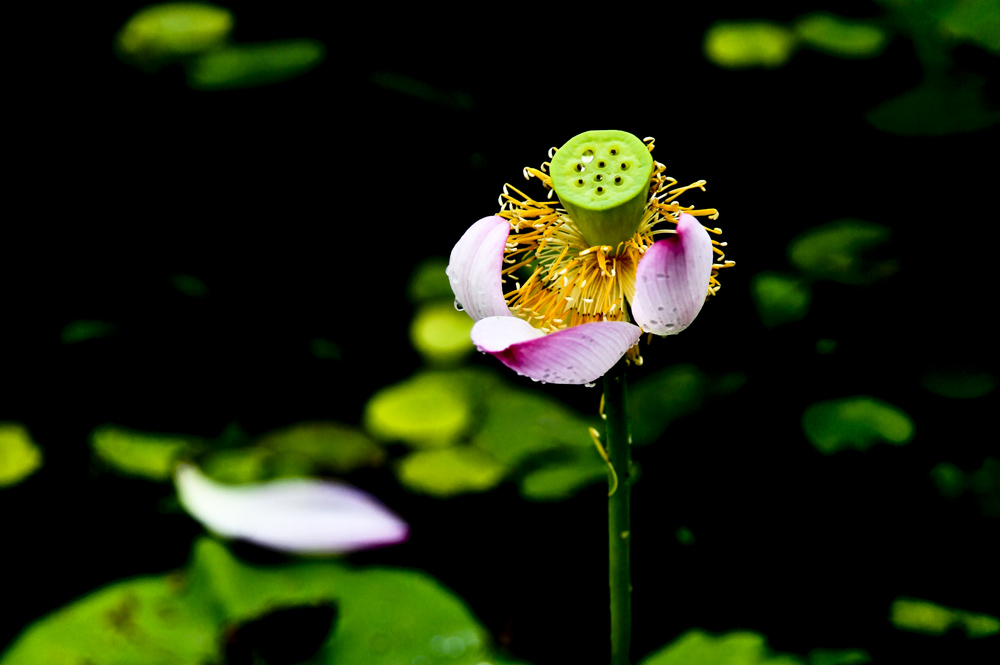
801;396;914;454
255;421;385;474
187;40;325;90
890;597;1000;638
90;425;196;481
640;629;803;665
364;371;473;448
794;13;889;58
787;220;895;285
410;302;475;365
868;76;1000;136
0;423;43;488
115;2;233;69
751;272;812;328
61;320;116;344
518;447;609;501
396;447;508;497
703;22;798;69
920;368;996;399
408;257;455;303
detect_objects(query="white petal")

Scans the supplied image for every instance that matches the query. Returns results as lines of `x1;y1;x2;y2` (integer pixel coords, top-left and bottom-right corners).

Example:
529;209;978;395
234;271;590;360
631;213;714;335
175;464;408;554
471;316;642;385
446;216;512;321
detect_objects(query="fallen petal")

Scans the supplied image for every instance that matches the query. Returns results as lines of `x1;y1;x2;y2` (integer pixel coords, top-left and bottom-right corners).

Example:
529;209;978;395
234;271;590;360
471;316;642;384
447;216;511;321
175;464;408;554
631;213;714;335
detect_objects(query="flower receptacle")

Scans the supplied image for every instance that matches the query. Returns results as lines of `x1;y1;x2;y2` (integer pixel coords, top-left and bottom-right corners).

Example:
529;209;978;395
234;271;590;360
550;130;654;250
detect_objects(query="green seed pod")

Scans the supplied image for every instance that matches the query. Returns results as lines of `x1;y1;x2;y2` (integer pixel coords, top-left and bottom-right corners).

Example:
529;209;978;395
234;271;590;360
550;130;654;250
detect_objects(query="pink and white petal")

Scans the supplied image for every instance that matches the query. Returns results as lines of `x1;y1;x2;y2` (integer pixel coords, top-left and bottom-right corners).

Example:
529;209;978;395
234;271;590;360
631;213;714;335
471;316;642;385
175;464;408;555
447;216;512;322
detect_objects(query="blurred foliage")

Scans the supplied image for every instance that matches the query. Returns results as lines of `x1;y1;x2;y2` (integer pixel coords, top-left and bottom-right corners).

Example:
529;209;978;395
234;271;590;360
889;597;1000;638
876;0;1000;53
0;538;525;665
807;649;872;665
751;272;812;328
410;302;475;365
371;73;475;110
675;526;696;546
408;257;454;303
921;367;996;398
61;319;116;344
640;630;803;665
187;40;325;90
518;447;609;501
254;422;385;475
115;2;233;70
930;458;1000;516
787;220;895;286
310;338;342;361
802;396;914;454
396;447;507;498
703;22;798;69
365;371;473;448
815;338;838;355
793;13;889;58
868;76;1000;135
169;274;208;297
0;423;42;488
630;364;745;445
91;425;197;481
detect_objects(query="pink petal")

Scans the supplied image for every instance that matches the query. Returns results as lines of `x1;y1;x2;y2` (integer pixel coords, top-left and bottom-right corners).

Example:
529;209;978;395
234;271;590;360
631;213;714;335
471;316;642;384
447;216;511;321
175;464;409;554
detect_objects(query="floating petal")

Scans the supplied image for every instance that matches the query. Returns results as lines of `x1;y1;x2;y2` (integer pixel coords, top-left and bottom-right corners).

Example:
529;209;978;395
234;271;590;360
471;316;641;384
631;213;714;335
447;216;511;321
175;464;408;554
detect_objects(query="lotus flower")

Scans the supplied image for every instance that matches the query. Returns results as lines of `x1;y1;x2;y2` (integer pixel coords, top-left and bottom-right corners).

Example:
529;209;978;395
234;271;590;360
448;130;732;385
175;464;409;554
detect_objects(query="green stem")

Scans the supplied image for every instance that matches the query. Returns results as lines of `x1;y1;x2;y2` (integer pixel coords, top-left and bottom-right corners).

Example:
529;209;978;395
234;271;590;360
604;360;631;665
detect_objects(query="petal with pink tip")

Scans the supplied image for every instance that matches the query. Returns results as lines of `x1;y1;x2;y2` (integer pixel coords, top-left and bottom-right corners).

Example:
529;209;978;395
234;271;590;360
175;464;409;554
632;213;714;335
446;216;511;322
471;316;642;384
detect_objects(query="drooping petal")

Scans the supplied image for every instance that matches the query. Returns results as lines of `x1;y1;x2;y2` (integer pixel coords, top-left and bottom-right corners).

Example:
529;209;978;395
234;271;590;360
175;464;408;554
631;213;714;335
471;316;642;384
447;216;511;322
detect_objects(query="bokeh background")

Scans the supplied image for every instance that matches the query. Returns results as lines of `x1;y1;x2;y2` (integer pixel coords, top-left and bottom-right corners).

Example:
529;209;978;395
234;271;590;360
2;1;997;664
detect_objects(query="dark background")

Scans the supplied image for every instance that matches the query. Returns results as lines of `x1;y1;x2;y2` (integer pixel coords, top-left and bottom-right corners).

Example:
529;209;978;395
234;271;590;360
3;1;997;663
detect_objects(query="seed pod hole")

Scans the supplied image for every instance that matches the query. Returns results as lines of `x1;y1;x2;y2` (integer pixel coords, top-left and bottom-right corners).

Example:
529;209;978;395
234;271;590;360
594;174;603;182
620;162;629;171
596;186;605;194
610;148;618;155
581;149;594;163
598;161;606;168
576;163;585;172
614;176;622;184
575;179;584;186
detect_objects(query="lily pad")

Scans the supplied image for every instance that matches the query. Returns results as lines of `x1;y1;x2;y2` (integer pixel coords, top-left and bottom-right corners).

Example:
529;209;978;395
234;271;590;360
940;0;1000;53
920;368;996;399
408;257;454;303
801;396;914;454
0;423;43;488
751;272;812;328
410;302;475;365
808;649;871;665
169;274;208;297
61;320;116;344
91;425;195;481
518;448;609;502
640;629;803;665
703;22;798;69
890;597;1000;638
255;422;385;474
787;220;894;285
629;364;709;445
187;40;325;90
364;372;473;448
794;13;889;58
396;447;507;497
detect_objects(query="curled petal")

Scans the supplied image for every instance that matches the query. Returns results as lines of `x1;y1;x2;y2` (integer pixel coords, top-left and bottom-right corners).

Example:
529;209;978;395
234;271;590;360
632;213;714;335
471;316;642;384
175;464;408;554
447;216;511;322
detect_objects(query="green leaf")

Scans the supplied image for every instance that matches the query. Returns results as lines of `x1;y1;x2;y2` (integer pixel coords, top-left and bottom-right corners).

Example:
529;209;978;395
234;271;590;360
410;302;475;365
704;22;798;69
396;447;507;497
0;423;42;488
640;629;803;665
787;219;895;285
255;422;385;475
518;448;609;501
929;462;966;497
751;272;812;328
199;446;271;484
115;2;234;69
794;13;889;58
629;364;710;445
675;527;696;545
0;575;219;665
61;319;116;344
920;367;996;399
364;372;473;448
940;0;1000;53
801;396;914;454
808;648;871;665
890;597;1000;638
408;257;455;303
311;338;342;360
868;76;1000;136
169;274;208;297
371;72;474;109
187;40;325;90
91;425;195;481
